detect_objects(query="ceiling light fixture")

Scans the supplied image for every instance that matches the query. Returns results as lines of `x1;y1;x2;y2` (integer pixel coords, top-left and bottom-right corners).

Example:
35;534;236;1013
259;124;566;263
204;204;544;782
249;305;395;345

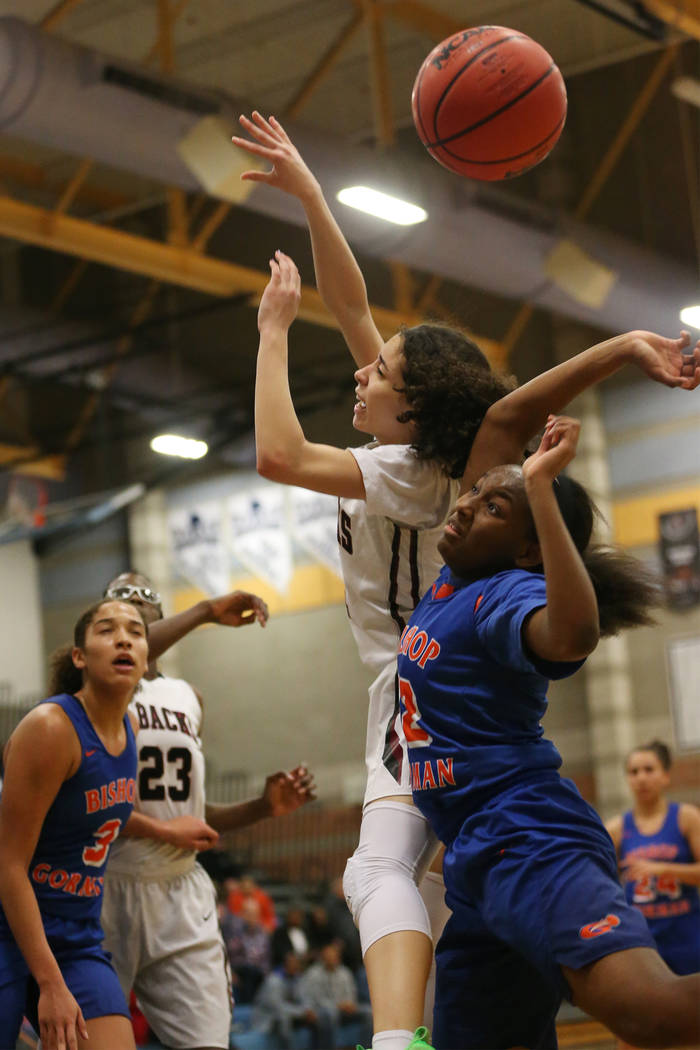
671;77;700;109
150;434;208;459
337;186;427;226
680;305;700;329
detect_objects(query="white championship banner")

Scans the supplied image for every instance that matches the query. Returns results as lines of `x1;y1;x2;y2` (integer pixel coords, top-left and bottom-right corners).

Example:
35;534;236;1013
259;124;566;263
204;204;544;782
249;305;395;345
167;502;229;597
228;486;293;595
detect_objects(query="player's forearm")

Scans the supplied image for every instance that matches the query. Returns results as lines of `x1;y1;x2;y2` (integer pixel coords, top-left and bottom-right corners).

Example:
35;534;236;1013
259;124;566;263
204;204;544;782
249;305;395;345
301;189;377;366
147;601;212;660
658;861;700;886
0;863;62;986
255;326;307;478
526;477;599;659
205;796;272;833
487;333;635;446
122;810;173;842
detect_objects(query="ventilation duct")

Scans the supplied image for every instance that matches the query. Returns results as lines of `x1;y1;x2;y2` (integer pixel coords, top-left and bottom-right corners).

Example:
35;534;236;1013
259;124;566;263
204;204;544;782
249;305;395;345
0;15;696;339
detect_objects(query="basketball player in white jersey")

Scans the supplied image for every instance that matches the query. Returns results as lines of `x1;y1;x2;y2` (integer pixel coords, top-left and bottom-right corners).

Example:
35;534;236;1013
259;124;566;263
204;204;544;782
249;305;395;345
99;571;315;1050
233;111;700;1050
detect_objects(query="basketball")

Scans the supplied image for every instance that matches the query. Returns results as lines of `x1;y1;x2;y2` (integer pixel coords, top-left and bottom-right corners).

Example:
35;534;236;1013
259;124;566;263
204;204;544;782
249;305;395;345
411;25;567;181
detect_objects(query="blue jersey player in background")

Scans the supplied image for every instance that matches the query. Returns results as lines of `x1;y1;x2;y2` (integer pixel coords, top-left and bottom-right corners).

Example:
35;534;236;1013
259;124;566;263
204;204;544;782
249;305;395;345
0;598;148;1050
397;415;700;1050
607;740;700;977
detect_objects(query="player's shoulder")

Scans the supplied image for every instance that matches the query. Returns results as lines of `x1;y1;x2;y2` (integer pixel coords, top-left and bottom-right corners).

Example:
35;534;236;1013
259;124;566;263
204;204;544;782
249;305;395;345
678;801;700;834
6;697;80;771
604;813;624;847
475;568;545;606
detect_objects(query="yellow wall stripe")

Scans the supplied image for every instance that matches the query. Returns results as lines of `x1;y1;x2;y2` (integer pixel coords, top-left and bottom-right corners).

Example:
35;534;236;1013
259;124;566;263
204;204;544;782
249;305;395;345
174;563;346;617
613;485;700;548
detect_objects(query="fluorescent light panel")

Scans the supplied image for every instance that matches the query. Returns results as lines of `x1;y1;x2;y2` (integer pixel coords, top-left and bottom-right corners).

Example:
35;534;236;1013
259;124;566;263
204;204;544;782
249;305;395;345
150;434;208;459
680;305;700;329
337;186;427;226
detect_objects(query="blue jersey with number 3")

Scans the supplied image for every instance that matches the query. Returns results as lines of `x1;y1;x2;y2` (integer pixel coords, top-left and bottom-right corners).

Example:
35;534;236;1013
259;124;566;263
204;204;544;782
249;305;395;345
0;693;136;927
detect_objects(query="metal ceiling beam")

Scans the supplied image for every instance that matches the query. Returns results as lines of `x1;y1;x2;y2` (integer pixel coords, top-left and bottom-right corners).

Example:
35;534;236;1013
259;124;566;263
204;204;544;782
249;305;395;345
284;8;365;119
641;0;700;40
0;192;500;357
39;0;85;32
363;0;395;146
381;0;462;41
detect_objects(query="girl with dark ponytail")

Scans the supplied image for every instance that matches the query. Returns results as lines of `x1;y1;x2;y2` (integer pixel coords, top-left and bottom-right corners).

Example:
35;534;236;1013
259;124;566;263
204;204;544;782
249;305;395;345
0;599;148;1050
396;416;698;1050
606;740;700;977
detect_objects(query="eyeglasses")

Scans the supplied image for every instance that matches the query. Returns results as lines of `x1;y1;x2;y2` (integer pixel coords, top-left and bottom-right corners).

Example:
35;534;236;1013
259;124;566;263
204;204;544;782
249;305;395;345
104;584;162;606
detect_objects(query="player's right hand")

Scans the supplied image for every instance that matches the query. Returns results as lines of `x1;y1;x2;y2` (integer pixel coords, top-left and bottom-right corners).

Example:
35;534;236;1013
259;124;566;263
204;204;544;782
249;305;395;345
522;415;580;483
38;977;88;1050
258;251;301;334
233;112;320;202
165;815;220;851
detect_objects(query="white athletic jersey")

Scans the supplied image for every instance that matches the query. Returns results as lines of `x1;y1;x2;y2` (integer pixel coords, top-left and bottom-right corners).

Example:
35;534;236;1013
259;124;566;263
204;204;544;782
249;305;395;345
339;444;460;802
339;443;460;674
107;676;206;874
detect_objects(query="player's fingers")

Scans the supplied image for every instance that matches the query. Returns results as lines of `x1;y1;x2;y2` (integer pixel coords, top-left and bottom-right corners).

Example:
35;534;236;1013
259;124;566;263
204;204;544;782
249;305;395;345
268;115;290;138
251;110;280;142
231;132;276;157
77;1005;89;1041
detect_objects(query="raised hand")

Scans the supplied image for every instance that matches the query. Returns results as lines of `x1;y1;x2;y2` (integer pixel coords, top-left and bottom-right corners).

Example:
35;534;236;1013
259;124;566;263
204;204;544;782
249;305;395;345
522;415;580;484
232;112;320;202
258;250;301;334
628;329;700;390
263;764;316;816
208;590;269;628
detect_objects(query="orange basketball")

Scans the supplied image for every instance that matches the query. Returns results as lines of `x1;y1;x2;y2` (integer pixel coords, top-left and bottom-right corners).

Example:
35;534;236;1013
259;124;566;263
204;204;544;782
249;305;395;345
411;26;567;181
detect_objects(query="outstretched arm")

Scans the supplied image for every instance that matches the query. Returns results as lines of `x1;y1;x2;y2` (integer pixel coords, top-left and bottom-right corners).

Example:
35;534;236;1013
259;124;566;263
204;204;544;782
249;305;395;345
521;417;600;662
255;251;365;497
462;330;700;493
205;765;316;833
147;590;270;662
233;112;383;367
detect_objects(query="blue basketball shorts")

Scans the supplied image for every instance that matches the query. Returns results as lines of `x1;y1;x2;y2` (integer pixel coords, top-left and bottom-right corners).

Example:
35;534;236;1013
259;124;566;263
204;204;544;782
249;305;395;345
432;777;656;1050
0;913;129;1048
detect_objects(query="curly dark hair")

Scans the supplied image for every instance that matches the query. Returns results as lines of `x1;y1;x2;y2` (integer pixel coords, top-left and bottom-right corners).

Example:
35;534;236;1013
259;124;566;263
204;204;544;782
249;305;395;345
395;323;517;478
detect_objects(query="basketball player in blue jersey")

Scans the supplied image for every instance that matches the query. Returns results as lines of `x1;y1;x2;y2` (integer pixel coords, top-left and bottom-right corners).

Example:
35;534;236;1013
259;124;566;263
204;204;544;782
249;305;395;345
607;741;700;977
0;598;148;1050
397;415;700;1049
234;109;700;1050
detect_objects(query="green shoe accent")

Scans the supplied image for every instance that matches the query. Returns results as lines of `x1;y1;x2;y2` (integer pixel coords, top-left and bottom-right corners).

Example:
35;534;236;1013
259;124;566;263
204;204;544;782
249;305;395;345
406;1027;432;1050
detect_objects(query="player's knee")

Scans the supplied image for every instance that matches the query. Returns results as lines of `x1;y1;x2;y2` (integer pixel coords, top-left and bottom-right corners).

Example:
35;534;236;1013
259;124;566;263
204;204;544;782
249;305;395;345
343;846;418;926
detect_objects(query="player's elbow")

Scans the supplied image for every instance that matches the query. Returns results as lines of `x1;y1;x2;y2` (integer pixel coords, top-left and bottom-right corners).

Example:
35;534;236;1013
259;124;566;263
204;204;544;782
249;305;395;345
256;446;300;482
553;621;600;661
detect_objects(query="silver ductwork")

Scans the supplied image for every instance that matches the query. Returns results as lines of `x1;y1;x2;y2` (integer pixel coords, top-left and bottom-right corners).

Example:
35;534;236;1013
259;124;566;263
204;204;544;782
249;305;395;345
0;15;696;337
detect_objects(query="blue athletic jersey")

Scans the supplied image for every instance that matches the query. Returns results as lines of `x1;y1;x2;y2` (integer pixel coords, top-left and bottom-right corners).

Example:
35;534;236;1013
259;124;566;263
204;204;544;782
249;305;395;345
0;693;137;927
621;803;700;974
396;566;584;844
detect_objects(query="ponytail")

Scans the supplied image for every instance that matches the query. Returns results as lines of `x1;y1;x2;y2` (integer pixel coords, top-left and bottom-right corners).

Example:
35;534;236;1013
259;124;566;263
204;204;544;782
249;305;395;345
582;546;662;636
48;643;83;696
529;474;662;636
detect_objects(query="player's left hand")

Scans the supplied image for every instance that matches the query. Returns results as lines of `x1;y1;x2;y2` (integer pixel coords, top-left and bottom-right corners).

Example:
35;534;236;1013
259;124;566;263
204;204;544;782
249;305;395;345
522;415;580;483
621;857;665;881
263;764;316;816
629;329;700;390
258;251;301;334
208;590;269;628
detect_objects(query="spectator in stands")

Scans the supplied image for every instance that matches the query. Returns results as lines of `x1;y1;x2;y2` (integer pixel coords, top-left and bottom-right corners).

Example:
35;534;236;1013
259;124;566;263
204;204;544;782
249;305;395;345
222;897;272;1004
301;939;373;1050
251;950;331;1049
323;875;363;973
272;902;311;967
305;902;335;959
228;873;278;932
